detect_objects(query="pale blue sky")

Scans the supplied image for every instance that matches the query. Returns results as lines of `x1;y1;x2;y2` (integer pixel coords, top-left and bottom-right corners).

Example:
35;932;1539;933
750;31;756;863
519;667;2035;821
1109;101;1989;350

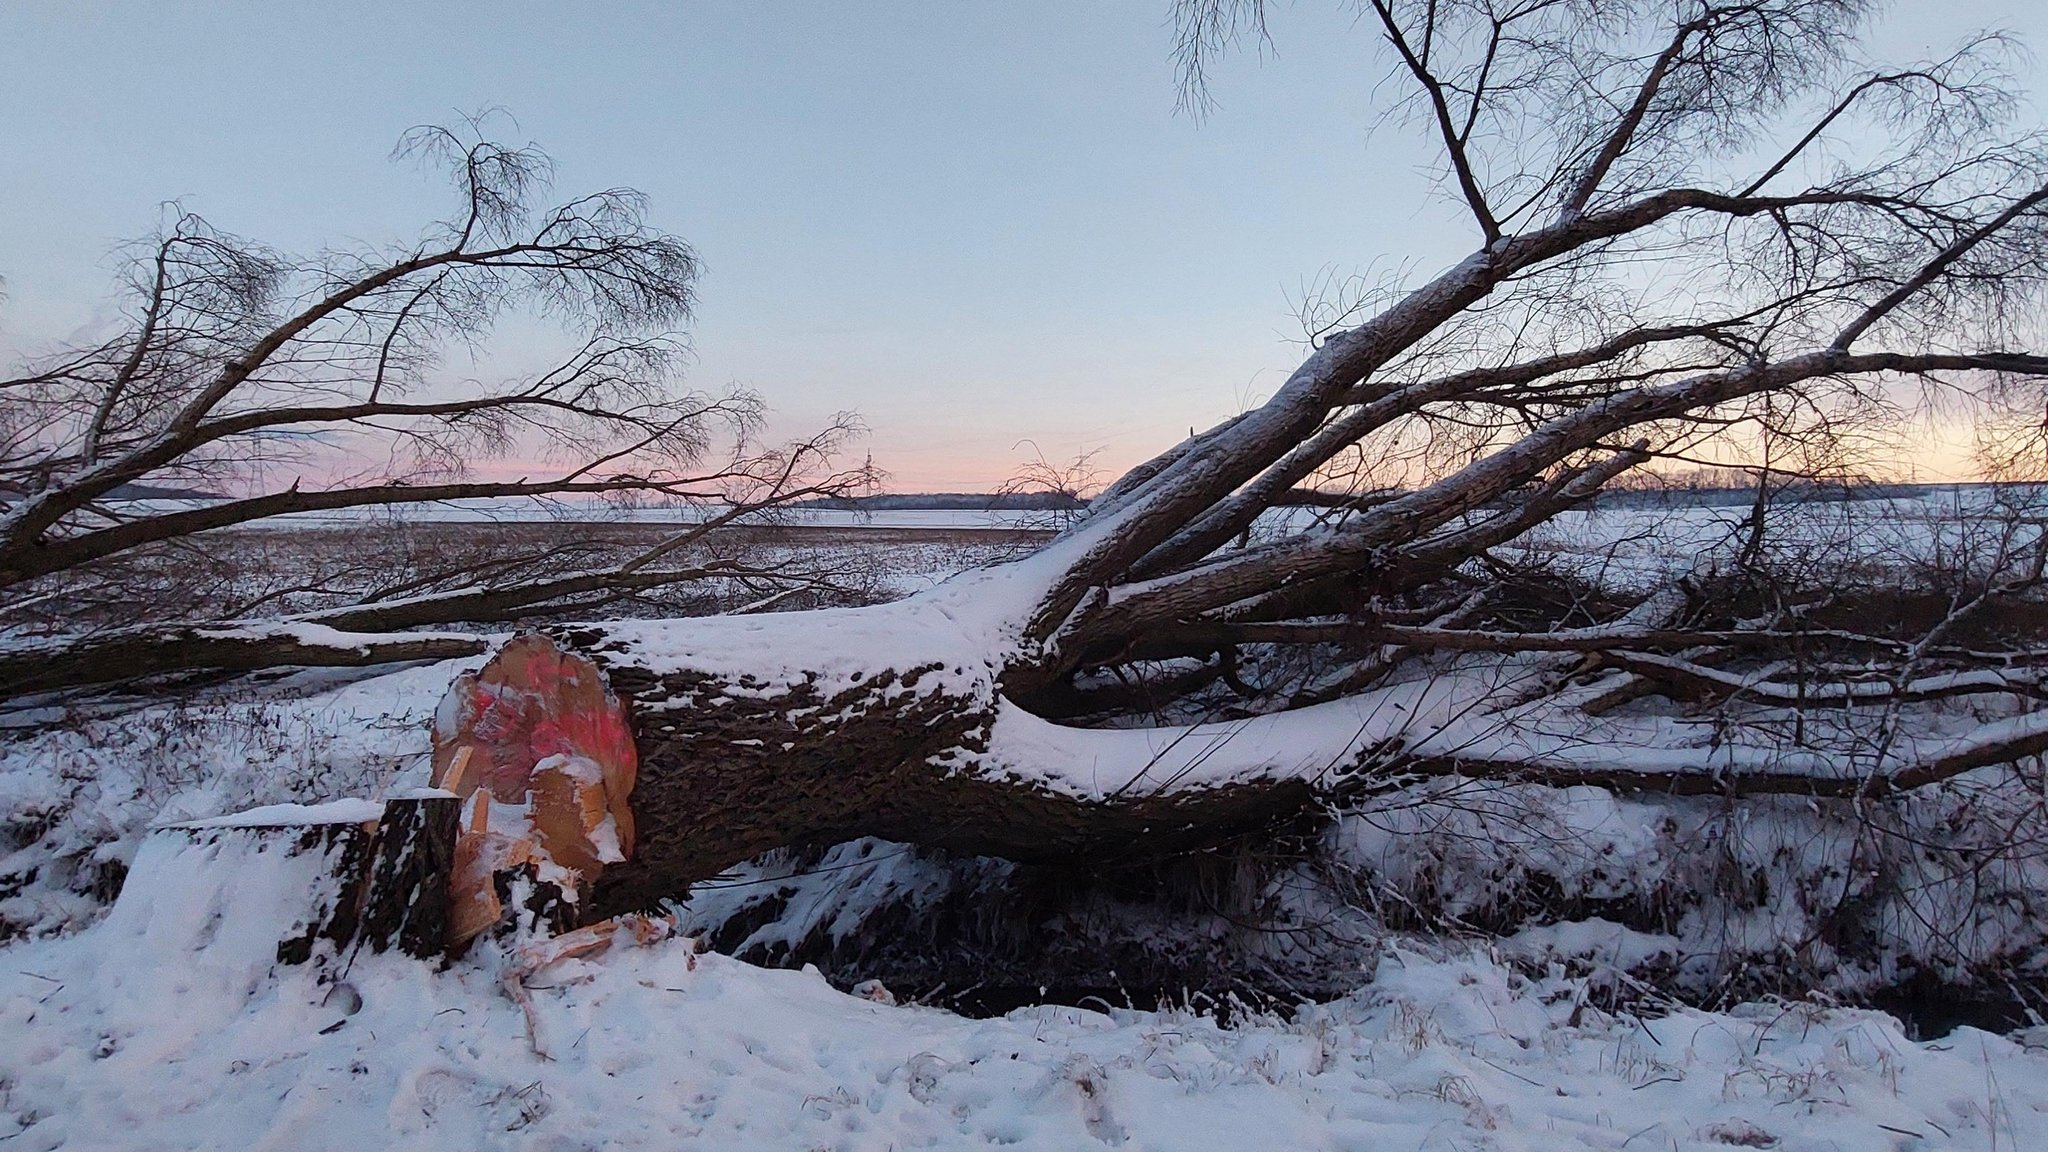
3;2;2043;487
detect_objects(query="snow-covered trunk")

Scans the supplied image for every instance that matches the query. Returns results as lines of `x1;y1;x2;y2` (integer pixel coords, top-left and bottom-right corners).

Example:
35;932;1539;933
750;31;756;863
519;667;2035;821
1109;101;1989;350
560;555;1351;916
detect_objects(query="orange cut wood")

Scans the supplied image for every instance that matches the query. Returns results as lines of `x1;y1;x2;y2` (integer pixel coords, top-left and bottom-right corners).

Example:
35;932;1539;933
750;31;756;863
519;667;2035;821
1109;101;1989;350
528;755;616;882
431;634;641;943
431;633;637;855
448;825;504;946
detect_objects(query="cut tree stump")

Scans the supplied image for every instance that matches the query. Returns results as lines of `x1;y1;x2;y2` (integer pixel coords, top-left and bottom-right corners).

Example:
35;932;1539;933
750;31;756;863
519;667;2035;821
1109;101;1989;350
129;796;467;966
115;633;656;969
276;821;375;966
137;801;385;967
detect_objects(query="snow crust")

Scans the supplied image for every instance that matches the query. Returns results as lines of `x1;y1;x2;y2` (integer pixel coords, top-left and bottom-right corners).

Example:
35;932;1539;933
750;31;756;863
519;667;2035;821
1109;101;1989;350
166;799;386;829
591;538;1077;698
6;867;2047;1149
0;657;476;937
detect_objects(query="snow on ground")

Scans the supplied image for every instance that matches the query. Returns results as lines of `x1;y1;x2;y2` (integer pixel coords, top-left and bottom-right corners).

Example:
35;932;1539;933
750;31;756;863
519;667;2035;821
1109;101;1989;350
0;658;477;938
106;484;2022;557
6;855;2048;1152
8;668;2047;1151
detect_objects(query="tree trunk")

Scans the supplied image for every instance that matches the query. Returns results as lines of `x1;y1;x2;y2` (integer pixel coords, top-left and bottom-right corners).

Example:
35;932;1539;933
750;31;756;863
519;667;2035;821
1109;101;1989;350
552;558;1343;916
0;623;488;696
534;552;2048;917
588;658;1320;915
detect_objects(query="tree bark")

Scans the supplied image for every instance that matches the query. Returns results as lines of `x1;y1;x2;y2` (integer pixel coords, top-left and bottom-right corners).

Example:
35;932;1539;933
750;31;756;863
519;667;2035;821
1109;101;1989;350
584;648;1319;916
356;794;461;960
539;560;1350;915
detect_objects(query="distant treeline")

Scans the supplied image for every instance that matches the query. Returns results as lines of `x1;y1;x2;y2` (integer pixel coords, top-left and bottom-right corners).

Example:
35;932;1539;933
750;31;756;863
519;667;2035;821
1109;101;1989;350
799;481;2037;513
796;492;1088;511
16;482;221;500
1591;481;1934;509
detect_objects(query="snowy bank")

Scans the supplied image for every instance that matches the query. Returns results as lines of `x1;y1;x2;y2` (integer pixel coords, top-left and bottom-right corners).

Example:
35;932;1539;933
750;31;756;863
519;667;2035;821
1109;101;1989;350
6;869;2048;1151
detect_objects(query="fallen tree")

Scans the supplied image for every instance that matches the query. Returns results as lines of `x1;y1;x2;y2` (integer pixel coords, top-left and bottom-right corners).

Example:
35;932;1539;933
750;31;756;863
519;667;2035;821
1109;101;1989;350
23;4;2048;971
469;0;2048;915
561;548;2048;914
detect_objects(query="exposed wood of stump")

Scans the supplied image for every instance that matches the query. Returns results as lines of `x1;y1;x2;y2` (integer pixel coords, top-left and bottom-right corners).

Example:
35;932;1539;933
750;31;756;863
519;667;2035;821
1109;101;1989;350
430;633;642;947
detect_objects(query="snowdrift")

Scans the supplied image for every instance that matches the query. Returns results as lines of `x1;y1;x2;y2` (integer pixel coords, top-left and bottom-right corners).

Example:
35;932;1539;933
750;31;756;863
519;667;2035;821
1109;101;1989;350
6;839;2048;1149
